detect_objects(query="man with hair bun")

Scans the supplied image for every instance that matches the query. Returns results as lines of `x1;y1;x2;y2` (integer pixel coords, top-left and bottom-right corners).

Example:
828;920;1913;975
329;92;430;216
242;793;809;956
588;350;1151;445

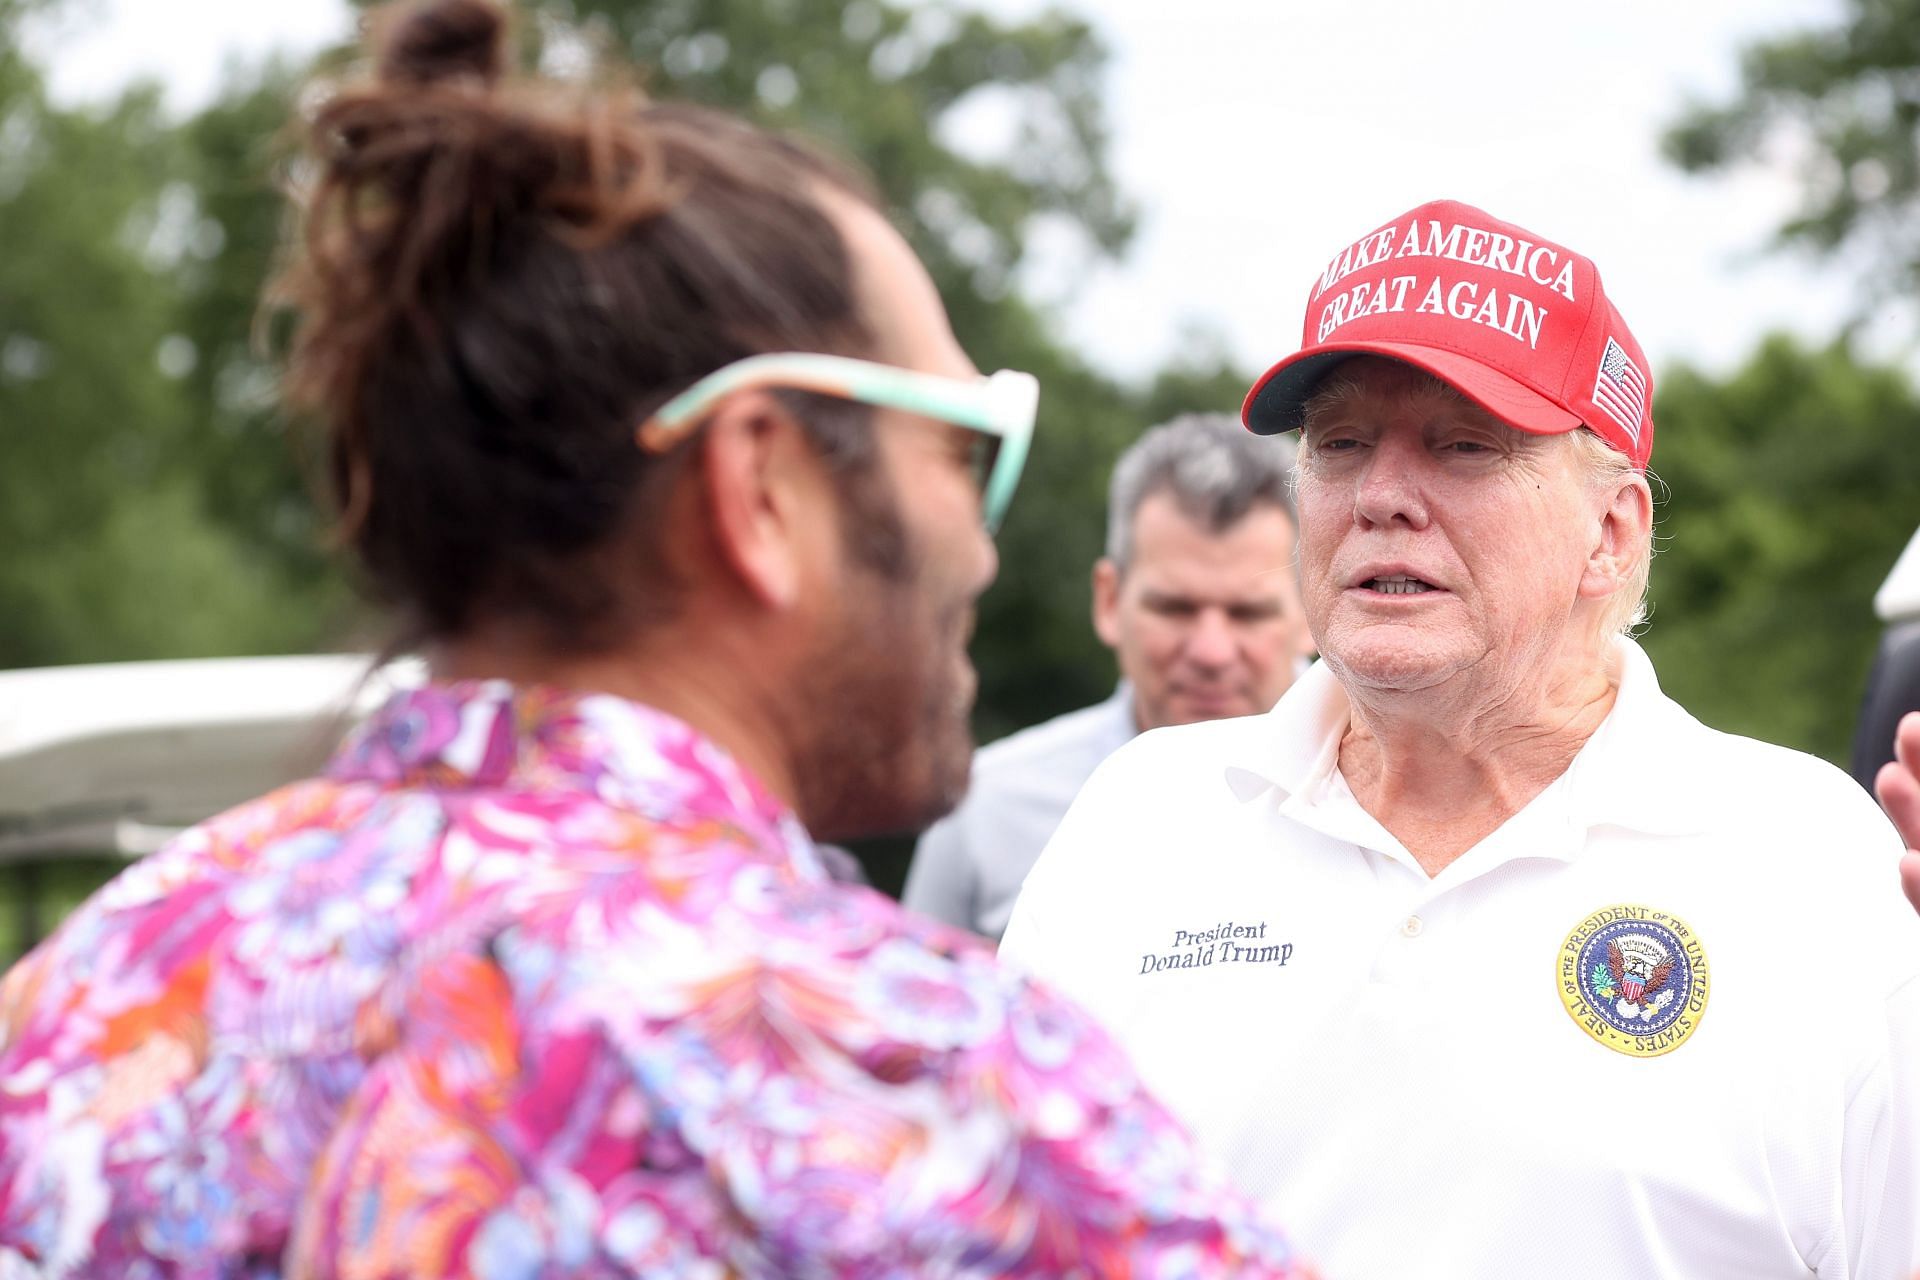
1003;199;1920;1277
907;413;1309;939
0;2;1308;1275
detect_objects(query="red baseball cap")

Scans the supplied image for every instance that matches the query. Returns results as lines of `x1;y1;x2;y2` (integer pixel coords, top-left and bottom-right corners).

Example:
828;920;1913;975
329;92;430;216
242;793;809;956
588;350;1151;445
1242;199;1655;469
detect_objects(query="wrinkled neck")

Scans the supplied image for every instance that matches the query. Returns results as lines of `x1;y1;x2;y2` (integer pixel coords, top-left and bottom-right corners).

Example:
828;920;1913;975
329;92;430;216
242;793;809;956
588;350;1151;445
1338;646;1620;875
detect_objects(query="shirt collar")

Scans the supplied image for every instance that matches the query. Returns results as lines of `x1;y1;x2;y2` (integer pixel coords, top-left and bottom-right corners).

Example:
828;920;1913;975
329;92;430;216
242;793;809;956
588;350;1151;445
1223;658;1348;805
1555;638;1715;837
1220;638;1711;838
328;680;814;854
1103;680;1142;749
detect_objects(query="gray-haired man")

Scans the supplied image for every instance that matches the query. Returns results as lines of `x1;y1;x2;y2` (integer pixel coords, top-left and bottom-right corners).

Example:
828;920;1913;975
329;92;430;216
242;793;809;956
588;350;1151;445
904;414;1312;938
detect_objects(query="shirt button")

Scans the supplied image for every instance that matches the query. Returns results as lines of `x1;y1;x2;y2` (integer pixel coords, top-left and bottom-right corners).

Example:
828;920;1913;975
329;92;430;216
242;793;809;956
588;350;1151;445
1401;915;1424;938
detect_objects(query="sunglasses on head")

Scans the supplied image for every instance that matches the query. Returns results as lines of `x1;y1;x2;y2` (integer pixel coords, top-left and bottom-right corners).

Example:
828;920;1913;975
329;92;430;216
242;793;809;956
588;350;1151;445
636;352;1038;533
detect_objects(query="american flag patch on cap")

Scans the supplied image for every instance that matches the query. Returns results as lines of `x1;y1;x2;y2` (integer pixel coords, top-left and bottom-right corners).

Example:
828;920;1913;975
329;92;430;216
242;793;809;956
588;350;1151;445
1591;337;1646;444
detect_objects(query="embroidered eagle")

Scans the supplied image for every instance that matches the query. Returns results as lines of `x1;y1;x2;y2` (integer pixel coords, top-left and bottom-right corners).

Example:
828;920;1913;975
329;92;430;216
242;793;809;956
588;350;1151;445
1608;939;1674;1007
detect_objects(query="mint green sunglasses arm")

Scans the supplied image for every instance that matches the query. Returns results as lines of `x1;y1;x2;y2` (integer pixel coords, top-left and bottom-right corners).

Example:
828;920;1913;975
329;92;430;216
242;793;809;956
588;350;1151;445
637;352;1037;531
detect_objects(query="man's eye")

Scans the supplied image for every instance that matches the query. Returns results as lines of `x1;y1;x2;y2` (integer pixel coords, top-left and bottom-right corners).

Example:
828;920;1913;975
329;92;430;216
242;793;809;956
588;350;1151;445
959;433;998;488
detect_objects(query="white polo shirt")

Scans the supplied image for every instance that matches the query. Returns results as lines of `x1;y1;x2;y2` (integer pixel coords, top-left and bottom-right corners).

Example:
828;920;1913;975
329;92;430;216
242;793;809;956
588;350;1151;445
1001;639;1920;1279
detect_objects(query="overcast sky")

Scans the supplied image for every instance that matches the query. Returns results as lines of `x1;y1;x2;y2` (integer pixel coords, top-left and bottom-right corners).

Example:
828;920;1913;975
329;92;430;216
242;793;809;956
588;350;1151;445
31;0;1897;387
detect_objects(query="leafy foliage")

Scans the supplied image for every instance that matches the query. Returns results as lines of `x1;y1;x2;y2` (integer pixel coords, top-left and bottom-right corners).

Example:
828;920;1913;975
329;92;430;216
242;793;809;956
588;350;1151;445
1662;0;1920;308
1641;334;1920;763
170;63;347;609
0;21;333;666
541;0;1134;292
1655;2;1920;778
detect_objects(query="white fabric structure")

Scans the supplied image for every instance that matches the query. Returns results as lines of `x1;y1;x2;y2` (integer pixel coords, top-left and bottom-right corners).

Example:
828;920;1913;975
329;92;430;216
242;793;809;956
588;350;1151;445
1877;524;1920;623
0;655;420;862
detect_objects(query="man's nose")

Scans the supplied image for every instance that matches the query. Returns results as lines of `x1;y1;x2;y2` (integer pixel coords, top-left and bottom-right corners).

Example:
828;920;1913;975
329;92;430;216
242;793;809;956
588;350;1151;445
1183;609;1238;668
970;519;999;595
1352;440;1430;530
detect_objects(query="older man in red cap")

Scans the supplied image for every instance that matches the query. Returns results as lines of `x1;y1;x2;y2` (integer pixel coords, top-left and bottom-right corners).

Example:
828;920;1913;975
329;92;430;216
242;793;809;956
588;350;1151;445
1002;200;1920;1278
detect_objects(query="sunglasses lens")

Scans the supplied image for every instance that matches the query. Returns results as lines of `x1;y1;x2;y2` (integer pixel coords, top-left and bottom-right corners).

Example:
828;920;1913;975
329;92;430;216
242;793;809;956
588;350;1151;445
968;433;1002;497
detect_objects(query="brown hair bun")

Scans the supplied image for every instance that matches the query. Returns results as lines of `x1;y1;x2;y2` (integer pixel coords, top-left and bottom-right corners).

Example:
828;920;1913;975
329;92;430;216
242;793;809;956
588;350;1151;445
376;0;509;87
276;0;883;653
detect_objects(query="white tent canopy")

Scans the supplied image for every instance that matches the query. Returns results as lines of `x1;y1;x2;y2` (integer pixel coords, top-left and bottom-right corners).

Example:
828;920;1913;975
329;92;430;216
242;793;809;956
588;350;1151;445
1878;525;1920;624
0;654;420;863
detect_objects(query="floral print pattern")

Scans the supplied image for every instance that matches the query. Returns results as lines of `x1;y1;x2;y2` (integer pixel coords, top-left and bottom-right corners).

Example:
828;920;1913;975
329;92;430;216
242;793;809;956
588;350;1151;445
0;682;1304;1277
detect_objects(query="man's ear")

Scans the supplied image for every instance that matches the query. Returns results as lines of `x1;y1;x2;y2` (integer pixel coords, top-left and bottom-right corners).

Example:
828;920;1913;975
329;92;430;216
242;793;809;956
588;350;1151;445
1578;475;1653;601
1091;558;1123;650
696;390;831;611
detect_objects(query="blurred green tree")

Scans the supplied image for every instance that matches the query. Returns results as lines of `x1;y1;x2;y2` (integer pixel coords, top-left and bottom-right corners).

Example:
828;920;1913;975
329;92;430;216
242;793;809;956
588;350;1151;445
1657;0;1920;769
171;64;352;622
1642;334;1920;762
1662;0;1920;311
532;0;1133;273
0;4;329;666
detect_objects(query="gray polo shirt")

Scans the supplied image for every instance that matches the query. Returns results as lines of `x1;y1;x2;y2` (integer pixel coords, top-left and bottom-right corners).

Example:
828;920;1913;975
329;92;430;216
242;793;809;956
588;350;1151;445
903;684;1136;940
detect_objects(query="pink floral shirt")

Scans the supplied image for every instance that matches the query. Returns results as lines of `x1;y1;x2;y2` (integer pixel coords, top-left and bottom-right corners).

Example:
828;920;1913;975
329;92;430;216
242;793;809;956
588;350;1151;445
0;682;1304;1278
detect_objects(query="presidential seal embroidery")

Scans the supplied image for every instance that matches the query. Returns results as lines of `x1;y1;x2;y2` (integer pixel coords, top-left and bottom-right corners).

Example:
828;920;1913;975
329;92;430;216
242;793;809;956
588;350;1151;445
1558;904;1709;1058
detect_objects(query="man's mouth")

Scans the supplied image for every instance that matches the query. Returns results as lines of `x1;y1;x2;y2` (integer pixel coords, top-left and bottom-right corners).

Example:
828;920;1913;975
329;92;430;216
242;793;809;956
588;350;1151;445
1364;574;1437;595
